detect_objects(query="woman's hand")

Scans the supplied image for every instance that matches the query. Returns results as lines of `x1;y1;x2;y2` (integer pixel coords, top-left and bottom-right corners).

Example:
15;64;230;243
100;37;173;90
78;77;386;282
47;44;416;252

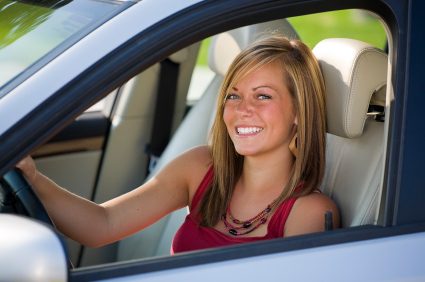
16;156;38;184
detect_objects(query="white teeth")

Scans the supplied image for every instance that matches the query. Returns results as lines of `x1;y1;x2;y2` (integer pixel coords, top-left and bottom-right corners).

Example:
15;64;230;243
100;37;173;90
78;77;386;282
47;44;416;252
237;127;263;134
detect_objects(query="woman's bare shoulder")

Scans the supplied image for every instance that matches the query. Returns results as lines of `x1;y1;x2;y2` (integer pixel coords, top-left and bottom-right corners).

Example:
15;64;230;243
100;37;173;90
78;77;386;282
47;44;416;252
173;145;212;202
149;145;212;204
175;145;212;168
184;145;211;159
284;192;340;237
166;145;211;177
158;145;211;174
296;192;338;214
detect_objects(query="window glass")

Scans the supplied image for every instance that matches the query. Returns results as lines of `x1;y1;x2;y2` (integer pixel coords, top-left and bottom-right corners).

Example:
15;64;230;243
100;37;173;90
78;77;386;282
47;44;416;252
0;0;131;96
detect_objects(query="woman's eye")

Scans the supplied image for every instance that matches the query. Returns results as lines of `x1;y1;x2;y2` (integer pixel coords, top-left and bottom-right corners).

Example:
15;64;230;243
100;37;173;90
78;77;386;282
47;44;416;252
226;93;239;100
258;94;271;100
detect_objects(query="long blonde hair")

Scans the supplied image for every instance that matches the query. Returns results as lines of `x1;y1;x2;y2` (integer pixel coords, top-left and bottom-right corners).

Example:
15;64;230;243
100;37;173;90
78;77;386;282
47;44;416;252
199;35;326;227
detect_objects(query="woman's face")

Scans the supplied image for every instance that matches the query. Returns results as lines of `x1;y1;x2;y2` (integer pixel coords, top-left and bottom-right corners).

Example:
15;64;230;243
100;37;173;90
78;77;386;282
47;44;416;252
223;62;297;158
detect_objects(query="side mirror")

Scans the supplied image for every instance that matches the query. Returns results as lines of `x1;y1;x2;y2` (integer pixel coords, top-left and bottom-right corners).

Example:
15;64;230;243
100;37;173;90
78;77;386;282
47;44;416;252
0;214;68;281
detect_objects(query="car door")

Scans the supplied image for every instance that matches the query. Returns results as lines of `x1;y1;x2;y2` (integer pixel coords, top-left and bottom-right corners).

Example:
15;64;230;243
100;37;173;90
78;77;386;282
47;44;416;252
67;0;425;279
1;0;425;281
31;95;114;265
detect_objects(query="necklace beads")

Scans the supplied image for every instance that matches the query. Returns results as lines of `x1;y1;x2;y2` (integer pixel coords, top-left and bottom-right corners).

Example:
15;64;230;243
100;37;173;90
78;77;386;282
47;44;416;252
221;198;280;236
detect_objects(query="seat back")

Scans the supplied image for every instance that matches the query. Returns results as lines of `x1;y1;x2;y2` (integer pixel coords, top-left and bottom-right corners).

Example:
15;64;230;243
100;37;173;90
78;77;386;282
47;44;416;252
313;38;388;227
117;19;298;260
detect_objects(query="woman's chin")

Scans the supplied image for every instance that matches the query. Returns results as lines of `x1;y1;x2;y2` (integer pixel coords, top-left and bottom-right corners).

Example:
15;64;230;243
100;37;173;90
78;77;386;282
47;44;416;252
234;147;260;157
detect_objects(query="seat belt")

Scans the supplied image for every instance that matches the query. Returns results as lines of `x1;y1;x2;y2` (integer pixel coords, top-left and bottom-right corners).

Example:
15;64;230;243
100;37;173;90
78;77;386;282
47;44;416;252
145;58;180;173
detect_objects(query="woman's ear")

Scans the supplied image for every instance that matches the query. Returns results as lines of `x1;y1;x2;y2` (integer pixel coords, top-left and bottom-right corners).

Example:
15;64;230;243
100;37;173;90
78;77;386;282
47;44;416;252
294;116;298;126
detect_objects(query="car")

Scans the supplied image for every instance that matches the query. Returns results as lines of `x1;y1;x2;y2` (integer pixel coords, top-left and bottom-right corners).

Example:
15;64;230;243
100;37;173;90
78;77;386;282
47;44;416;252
1;0;425;281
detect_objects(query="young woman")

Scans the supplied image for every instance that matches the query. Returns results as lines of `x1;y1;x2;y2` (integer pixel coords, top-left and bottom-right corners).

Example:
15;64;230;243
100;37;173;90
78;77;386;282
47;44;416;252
17;35;339;254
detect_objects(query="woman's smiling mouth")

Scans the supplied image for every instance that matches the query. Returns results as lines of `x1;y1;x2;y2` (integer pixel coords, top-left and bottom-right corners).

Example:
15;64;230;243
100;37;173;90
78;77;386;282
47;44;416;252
236;126;264;135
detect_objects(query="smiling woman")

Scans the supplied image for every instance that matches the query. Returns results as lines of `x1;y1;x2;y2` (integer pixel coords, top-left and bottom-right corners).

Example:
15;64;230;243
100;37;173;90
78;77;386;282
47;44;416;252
202;35;334;234
16;34;339;257
223;63;296;158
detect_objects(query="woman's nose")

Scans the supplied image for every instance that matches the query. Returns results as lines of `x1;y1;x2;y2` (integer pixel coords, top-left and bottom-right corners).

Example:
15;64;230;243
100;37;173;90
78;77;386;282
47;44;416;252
236;98;253;115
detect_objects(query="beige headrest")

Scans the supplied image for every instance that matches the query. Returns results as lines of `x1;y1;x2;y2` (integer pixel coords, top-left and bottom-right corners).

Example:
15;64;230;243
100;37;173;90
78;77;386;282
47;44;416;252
313;38;388;138
208;19;299;76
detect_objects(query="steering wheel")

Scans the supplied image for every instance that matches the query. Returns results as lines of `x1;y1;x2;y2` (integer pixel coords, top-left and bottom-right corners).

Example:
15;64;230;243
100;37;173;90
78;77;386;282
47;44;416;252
0;169;53;226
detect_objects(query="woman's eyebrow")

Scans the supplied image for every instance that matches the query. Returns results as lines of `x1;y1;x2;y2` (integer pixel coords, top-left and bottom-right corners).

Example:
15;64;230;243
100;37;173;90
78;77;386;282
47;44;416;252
253;85;277;91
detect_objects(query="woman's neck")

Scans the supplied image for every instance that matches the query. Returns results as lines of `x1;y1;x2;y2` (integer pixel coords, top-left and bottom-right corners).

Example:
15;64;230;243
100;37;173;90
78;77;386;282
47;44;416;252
239;149;294;195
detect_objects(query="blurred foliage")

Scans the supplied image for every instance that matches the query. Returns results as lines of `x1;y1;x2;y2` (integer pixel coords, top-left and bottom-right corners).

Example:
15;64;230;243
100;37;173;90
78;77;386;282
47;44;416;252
0;1;52;49
196;9;387;66
287;9;387;49
195;37;211;67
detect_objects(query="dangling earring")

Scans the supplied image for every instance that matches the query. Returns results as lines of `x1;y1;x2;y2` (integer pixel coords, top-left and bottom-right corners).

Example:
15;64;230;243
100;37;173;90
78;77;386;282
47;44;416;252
289;134;298;158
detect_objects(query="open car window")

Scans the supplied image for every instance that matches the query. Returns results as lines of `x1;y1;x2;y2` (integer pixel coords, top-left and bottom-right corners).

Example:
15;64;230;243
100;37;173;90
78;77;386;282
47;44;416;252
29;7;390;269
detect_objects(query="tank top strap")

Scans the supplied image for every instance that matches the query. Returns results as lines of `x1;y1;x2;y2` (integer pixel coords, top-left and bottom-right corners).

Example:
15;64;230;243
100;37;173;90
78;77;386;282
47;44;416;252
267;183;304;237
267;197;297;237
190;165;214;211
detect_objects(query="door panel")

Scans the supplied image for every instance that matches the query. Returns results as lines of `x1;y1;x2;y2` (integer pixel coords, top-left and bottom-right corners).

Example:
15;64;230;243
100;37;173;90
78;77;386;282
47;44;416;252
32;111;109;158
32;110;110;266
30;41;201;266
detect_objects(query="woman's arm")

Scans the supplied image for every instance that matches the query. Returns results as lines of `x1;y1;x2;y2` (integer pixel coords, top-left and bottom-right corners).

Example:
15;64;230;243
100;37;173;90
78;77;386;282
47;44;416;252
17;146;211;247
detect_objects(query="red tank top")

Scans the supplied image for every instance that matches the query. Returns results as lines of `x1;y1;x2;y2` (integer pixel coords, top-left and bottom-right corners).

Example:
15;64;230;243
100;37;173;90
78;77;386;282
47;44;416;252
171;167;301;254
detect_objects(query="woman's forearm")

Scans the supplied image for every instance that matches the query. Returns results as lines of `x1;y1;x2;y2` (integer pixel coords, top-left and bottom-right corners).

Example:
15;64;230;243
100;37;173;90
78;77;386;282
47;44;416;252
31;171;111;247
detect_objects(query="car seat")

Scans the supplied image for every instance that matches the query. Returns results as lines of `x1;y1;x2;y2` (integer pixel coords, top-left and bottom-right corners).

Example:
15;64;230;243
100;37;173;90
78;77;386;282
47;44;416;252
77;45;202;266
313;38;388;227
117;19;299;260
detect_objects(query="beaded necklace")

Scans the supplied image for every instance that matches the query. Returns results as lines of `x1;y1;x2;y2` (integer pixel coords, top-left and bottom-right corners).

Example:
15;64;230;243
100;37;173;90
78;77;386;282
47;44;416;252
221;197;281;236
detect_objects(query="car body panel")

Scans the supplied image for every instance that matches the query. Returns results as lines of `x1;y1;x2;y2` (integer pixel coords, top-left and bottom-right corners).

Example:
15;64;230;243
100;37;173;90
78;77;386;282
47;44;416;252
102;233;425;282
73;225;425;281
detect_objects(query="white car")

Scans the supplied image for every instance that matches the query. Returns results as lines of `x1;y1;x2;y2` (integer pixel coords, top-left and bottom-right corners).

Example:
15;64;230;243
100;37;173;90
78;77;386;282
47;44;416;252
1;0;424;281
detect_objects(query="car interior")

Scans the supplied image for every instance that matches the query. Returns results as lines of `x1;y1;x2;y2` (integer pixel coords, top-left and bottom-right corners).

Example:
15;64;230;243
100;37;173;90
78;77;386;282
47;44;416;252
28;9;390;268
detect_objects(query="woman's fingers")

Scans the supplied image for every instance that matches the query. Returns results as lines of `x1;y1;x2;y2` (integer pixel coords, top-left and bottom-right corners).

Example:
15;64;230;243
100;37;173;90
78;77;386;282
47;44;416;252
16;156;37;183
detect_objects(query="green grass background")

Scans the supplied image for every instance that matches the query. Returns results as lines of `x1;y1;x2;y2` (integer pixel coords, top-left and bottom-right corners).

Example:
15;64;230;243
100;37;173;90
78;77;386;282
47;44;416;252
196;9;387;66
